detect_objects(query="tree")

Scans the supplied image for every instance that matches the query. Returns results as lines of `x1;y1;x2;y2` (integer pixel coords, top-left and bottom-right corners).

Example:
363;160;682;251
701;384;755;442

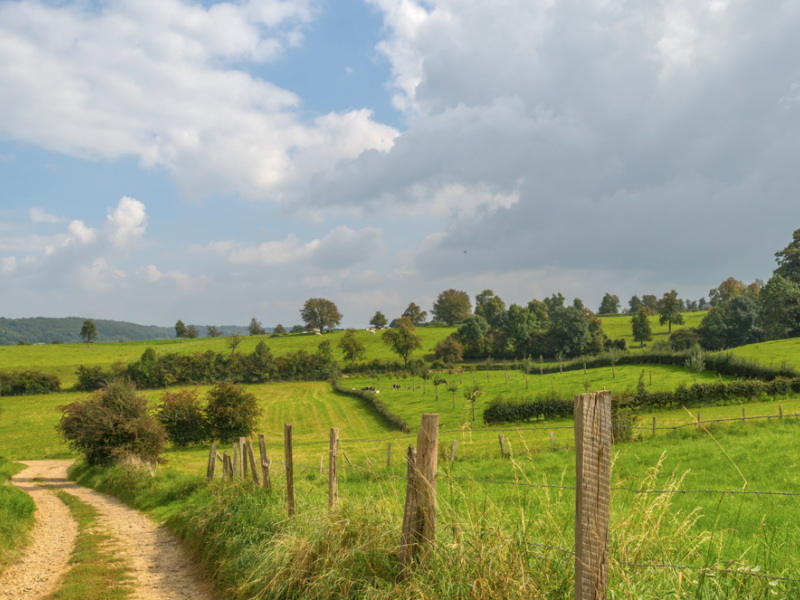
369;311;388;329
709;277;748;305
698;296;763;349
760;275;800;339
573;298;585;310
80;319;97;348
685;345;705;384
291;325;305;333
204;382;263;444
657;291;684;333
381;317;424;366
526;299;550;329
543;293;565;314
338;329;366;363
774;228;800;284
642;295;658;312
248;317;266;336
435;336;463;363
175;320;188;341
300;298;342;332
227;332;243;355
547;306;590;356
186;325;200;339
274;324;287;334
447;381;460;409
631;308;653;346
628;295;643;314
503;304;536;355
431;289;471;325
598;293;621;315
475;290;506;326
402;302;428;325
206;325;223;337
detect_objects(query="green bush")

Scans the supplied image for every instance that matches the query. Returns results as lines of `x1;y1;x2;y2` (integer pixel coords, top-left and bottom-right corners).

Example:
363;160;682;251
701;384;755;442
483;390;573;423
0;370;61;396
155;388;208;447
333;380;409;432
74;365;109;391
204;382;263;443
57;380;167;465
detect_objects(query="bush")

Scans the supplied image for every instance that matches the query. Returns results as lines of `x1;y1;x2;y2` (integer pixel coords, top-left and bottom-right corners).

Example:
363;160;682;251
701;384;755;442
333;380;409;432
0;370;61;396
611;391;639;444
204;382;263;443
155;388;208;447
74;365;109;391
435;337;464;363
669;328;702;350
57;380;167;465
483;390;573;424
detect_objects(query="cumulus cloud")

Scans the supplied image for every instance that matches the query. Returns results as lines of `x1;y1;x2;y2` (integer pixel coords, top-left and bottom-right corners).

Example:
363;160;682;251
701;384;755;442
205;226;386;269
30;207;64;223
67;220;97;245
0;0;398;202
136;264;207;291
105;197;147;248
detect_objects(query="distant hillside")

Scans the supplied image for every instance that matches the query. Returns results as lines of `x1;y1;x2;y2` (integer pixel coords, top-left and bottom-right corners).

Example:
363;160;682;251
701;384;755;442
0;317;260;346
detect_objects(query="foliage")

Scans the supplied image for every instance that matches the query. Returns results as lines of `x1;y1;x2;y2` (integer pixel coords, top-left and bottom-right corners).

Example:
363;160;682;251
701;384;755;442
774;228;800;283
759;275;800;339
526;299;550;329
434;336;463;363
174;320;188;340
333;380;409;432
57;379;167;465
431;289;472;325
475;290;507;327
0;459;36;575
709;277;761;305
631;308;653;344
273;324;286;334
369;311;388;329
698;295;763;349
226;333;243;355
300;298;343;331
247;318;266;336
402;302;428;325
610;391;639;444
628;295;643;313
483;390;573;423
74;365;110;391
0;370;61;396
546;306;590;356
684;345;705;380
572;297;584;310
642;295;658;311
204;382;262;444
657;291;684;333
80;319;98;347
503;304;537;355
457;314;490;357
669;328;701;350
338;329;367;363
381;317;423;366
155;388;208;447
186;325;200;339
206;325;223;337
598;293;621;315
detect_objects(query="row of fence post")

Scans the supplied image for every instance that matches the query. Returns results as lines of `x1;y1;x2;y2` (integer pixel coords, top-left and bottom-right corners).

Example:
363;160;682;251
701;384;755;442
205;392;613;599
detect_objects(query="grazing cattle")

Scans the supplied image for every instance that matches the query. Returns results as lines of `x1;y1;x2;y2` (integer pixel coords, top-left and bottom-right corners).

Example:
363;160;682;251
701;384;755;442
360;386;377;392
392;384;401;390
433;378;447;386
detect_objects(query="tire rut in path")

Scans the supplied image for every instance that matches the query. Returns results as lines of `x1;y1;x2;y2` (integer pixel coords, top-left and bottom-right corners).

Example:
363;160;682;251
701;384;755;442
3;460;218;600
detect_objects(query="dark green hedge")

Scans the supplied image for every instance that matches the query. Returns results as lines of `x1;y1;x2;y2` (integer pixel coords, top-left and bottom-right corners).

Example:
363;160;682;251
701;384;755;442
483;393;572;423
333;380;409;432
0;370;61;396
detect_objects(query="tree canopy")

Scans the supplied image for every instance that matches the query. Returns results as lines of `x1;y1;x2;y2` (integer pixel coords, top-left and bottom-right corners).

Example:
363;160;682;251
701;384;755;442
631;308;653;344
300;298;343;332
402;302;428;325
774;228;800;284
175;320;188;340
598;293;621;315
431;289;471;325
248;317;266;336
80;319;97;348
628;295;643;313
338;329;366;363
657;291;684;333
381;317;423;366
369;311;388;329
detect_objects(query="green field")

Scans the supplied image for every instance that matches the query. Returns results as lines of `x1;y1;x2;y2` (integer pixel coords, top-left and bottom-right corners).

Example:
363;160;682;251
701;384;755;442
599;311;705;350
731;336;800;369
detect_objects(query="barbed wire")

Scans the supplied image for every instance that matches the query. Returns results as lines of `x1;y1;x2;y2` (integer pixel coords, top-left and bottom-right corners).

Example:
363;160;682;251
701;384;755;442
613;486;800;497
442;472;576;491
618;560;800;583
343;464;403;479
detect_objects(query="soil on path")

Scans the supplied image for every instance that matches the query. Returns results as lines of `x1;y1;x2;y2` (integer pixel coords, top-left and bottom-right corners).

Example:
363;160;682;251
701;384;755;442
1;460;218;600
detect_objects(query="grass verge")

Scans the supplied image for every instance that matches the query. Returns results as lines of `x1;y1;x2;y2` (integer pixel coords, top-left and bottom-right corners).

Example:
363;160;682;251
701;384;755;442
42;489;133;600
0;459;36;575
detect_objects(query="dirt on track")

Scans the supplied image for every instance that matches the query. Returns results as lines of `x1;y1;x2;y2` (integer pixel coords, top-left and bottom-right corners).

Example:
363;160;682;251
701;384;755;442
0;460;218;600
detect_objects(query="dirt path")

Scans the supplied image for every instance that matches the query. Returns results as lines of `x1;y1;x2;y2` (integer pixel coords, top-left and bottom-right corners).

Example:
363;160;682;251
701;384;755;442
0;461;77;600
1;460;218;600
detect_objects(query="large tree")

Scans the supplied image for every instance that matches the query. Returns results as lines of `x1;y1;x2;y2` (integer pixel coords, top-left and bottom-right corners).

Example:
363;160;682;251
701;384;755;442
174;320;188;341
543;293;565;314
759;275;800;339
431;289;471;325
475;290;506;326
457;314;489;356
547;306;590;356
338;329;367;363
381;317;423;366
80;319;97;348
402;302;428;325
369;311;388;329
642;295;658;312
774;228;800;284
206;325;224;337
631;308;653;345
628;295;643;314
656;291;684;333
300;298;343;332
698;295;763;349
503;304;536;355
186;325;200;339
248;317;266;336
598;293;621;315
708;277;761;306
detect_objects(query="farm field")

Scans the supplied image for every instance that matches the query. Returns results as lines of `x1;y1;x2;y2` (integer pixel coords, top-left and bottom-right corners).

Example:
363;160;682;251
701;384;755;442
0;327;457;388
598;311;704;350
731;336;800;369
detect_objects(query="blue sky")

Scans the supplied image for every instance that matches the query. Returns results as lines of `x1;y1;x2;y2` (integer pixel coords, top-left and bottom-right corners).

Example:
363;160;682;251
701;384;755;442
1;0;799;328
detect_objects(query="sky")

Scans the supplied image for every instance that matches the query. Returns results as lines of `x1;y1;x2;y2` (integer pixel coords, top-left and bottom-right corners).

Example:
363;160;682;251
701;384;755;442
1;0;799;328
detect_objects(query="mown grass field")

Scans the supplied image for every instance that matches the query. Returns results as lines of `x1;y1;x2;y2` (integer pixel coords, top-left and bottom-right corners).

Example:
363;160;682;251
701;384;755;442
599;311;705;350
0;327;457;388
732;336;800;369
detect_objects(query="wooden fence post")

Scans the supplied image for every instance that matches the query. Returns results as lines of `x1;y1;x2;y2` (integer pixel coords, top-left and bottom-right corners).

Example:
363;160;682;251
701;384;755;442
574;391;611;600
222;450;230;478
697;411;701;428
399;444;419;572
498;434;506;457
207;442;217;481
246;438;259;485
450;440;458;462
232;443;239;478
780;405;784;419
240;437;248;478
742;407;746;420
344;451;353;467
387;443;392;466
652;416;656;436
257;434;271;491
550;431;555;451
329;427;338;508
285;423;295;517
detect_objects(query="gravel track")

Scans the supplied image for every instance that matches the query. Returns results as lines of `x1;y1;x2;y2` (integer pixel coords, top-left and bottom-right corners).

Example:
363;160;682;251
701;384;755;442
1;460;218;600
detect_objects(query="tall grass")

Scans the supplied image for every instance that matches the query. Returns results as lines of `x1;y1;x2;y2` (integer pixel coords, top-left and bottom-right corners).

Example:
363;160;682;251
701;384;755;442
0;459;36;575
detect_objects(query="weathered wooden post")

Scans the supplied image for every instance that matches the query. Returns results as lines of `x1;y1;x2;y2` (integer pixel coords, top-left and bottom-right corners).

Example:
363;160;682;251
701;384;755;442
257;434;271;491
344;451;353;467
450;440;458;462
697;411;701;428
285;423;295;517
550;431;555;451
780;405;784;419
498;434;506;457
329;427;338;508
246;438;259;485
574;391;611;600
240;437;248;478
399;445;419;572
232;443;239;478
222;450;230;478
206;442;217;481
387;442;392;467
742;407;746;420
653;416;657;436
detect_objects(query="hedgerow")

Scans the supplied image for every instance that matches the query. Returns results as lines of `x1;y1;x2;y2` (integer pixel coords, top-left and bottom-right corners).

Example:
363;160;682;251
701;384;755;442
333;380;410;432
0;370;61;396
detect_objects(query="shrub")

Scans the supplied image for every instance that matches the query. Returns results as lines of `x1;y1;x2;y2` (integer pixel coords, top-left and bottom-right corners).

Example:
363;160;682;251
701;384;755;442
435;336;464;363
57;380;167;465
155;388;208;447
669;328;702;350
483;390;573;424
0;370;61;396
204;382;263;443
74;365;109;391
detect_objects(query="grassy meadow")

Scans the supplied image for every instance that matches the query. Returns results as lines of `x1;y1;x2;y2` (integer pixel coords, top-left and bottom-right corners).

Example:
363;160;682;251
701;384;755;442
599;311;705;350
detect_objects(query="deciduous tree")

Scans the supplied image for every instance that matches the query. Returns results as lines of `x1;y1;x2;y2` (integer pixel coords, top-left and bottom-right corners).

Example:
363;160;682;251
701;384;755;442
657;291;684;333
186;325;200;339
642;295;658;312
402;302;428;325
273;324;287;334
174;319;187;341
381;317;423;366
369;311;388;329
338;329;367;363
300;298;343;332
774;228;800;284
80;319;97;348
598;293;621;315
431;289;471;325
206;325;223;337
760;275;800;339
248;317;266;336
631;308;653;345
628;295;643;314
226;332;243;355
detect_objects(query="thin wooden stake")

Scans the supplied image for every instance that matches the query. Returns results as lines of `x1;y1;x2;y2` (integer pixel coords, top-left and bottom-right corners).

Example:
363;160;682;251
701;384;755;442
742;407;746;420
258;434;271;491
387;443;392;466
584;362;587;375
329;427;338;508
232;442;239;478
550;431;555;451
450;439;458;462
780;405;784;419
399;444;419;573
284;423;295;517
240;437;248;478
246;438;259;485
574;390;611;600
206;442;217;481
320;455;324;473
344;451;353;467
697;411;701;427
652;416;656;436
498;434;506;457
416;414;439;554
222;450;230;478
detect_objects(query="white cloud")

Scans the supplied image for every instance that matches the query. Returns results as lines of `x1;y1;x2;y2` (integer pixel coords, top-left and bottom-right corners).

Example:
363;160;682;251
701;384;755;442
30;207;64;223
137;264;206;291
1;256;16;274
0;0;398;202
105;197;147;248
206;226;386;269
67;220;97;245
79;258;126;292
